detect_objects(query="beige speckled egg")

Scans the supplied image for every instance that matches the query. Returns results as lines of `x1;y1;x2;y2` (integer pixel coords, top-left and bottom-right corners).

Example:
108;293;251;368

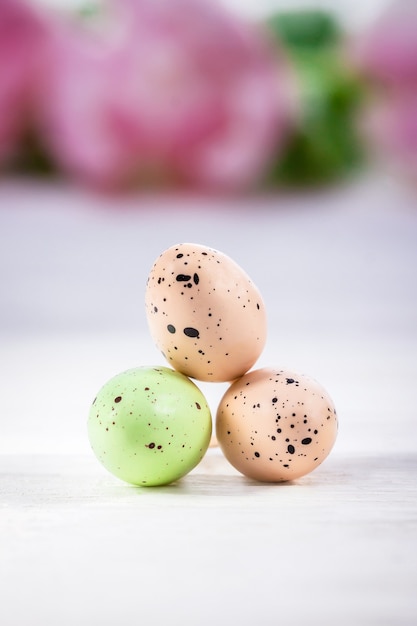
145;243;267;382
216;367;338;482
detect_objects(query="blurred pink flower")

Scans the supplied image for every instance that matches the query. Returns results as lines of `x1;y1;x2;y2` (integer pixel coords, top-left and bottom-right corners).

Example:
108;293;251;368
0;0;50;167
354;1;417;87
353;1;417;182
38;0;294;191
362;90;417;180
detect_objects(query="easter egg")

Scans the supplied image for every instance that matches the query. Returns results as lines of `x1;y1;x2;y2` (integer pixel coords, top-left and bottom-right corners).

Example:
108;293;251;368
88;366;212;486
145;243;267;382
216;367;338;482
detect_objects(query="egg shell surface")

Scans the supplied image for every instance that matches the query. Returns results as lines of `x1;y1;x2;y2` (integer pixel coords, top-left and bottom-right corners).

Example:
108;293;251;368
145;243;267;382
216;367;338;482
88;366;212;486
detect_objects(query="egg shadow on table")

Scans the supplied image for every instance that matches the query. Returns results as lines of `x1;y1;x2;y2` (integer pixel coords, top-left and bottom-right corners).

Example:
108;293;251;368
90;454;417;507
125;472;301;498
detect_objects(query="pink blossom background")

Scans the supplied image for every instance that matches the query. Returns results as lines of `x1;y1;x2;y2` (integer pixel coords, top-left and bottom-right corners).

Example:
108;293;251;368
1;0;417;190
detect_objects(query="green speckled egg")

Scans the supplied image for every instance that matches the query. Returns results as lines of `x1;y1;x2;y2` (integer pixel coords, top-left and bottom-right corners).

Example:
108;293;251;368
87;366;212;486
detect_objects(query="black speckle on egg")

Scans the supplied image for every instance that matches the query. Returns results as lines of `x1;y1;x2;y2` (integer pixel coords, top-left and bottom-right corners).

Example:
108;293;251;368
302;437;312;445
176;274;191;282
167;324;176;334
184;327;199;338
114;396;122;403
287;444;295;454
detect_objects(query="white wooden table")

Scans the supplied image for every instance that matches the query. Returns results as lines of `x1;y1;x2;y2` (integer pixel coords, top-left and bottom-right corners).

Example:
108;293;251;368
1;172;416;625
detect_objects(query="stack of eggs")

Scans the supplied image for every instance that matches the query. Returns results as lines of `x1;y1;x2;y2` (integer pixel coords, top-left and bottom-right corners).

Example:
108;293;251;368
88;244;338;486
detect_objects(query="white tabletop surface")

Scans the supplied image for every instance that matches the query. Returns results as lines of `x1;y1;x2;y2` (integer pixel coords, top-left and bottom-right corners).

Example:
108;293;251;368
1;172;416;625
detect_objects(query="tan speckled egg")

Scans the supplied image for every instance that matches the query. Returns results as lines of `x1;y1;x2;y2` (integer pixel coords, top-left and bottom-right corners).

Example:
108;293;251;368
216;367;338;482
145;243;267;382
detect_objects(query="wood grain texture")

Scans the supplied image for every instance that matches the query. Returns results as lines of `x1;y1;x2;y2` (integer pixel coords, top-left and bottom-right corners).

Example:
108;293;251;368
1;451;416;626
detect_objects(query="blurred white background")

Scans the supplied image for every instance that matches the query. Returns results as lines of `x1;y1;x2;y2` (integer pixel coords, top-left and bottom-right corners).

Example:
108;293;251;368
1;171;417;456
37;0;392;28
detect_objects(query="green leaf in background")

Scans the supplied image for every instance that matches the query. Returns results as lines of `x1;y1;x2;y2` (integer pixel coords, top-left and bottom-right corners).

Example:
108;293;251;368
9;128;56;177
265;9;365;187
267;9;341;51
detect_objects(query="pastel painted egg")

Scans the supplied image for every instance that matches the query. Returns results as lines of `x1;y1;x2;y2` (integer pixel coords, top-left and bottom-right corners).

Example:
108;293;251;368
145;243;267;382
88;366;212;486
216;367;338;482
